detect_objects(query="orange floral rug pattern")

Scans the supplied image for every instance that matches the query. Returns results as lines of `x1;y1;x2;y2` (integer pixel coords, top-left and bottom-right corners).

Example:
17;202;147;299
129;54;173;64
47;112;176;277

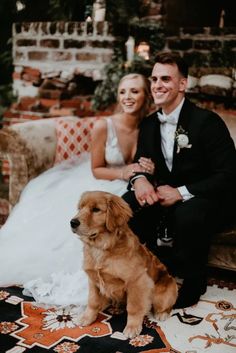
12;302;112;349
0;280;236;353
0;287;173;353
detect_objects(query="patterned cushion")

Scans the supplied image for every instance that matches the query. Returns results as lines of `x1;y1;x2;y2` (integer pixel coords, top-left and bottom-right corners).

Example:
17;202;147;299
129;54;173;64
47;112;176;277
54;116;97;164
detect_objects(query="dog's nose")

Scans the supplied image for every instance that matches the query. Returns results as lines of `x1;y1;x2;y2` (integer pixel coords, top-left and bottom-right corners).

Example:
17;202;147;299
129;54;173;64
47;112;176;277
70;218;80;229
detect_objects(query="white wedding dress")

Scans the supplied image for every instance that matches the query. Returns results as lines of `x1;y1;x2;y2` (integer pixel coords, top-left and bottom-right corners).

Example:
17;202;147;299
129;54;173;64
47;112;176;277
0;118;128;306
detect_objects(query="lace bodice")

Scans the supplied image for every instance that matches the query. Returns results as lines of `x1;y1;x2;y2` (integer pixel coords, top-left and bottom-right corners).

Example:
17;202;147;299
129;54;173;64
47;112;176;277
105;118;125;166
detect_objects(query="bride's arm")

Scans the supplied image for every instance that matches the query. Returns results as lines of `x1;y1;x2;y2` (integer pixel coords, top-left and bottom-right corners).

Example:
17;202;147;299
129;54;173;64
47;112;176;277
91;119;125;180
91;119;155;181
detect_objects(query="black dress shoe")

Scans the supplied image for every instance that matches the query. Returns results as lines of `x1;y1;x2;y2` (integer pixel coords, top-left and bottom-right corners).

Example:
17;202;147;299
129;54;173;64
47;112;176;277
174;276;207;309
156;216;174;248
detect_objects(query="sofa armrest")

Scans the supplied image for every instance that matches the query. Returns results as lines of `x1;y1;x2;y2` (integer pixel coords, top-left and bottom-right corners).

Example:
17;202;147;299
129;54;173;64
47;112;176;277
0;118;57;207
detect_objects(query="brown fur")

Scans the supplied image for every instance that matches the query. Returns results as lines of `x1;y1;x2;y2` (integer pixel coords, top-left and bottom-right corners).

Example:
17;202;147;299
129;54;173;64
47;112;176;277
71;191;178;338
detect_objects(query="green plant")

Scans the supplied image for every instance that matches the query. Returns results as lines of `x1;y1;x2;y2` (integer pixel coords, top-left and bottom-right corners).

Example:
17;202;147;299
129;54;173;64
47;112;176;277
185;45;235;70
0;83;15;125
129;17;165;56
47;0;91;21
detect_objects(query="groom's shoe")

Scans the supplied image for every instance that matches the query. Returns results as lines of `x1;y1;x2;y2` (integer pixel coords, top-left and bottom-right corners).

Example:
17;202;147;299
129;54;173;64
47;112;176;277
174;276;207;309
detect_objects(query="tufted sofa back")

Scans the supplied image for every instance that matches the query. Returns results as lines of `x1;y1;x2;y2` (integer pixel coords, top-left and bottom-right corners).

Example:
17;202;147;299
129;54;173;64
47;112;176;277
0;116;98;213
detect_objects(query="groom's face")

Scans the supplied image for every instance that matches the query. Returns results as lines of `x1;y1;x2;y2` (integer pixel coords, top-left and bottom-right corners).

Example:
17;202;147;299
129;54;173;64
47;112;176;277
150;62;187;114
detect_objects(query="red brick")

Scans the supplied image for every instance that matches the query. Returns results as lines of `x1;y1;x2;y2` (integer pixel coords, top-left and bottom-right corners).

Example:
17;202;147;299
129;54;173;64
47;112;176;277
28;51;49;60
15;51;26;61
24;67;41;77
2;110;20;119
21;73;41;84
12;72;21;80
60;97;85;108
29;101;49;113
17;97;37;111
95;22;106;35
16;39;37;46
76;52;97;61
101;52;113;63
64;39;86;49
51;51;73;61
40;39;60;48
38;88;62;99
40;98;59;107
21;113;48;120
49;107;77;116
96;104;116;116
88;40;114;49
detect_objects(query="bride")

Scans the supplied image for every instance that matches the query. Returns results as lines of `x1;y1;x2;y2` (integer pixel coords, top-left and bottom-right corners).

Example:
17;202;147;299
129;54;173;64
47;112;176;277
0;73;154;306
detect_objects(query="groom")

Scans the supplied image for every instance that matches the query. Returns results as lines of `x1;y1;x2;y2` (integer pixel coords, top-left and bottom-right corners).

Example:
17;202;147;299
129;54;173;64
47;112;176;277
123;51;236;308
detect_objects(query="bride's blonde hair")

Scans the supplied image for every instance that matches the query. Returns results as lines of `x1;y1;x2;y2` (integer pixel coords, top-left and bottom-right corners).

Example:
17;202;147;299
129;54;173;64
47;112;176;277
115;73;152;118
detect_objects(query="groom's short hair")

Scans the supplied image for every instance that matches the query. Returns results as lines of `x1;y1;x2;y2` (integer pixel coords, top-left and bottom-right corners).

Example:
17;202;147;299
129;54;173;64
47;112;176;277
155;52;189;78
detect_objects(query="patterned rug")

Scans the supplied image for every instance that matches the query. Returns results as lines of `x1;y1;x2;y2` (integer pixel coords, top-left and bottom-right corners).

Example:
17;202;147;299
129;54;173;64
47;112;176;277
0;278;235;353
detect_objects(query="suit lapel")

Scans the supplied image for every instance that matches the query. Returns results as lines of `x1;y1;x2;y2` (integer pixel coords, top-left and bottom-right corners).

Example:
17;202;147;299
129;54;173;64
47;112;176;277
149;111;170;177
172;99;192;171
154;113;172;178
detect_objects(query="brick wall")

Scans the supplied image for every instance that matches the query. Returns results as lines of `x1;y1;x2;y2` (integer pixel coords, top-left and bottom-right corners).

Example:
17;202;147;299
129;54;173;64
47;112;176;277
13;21;115;84
3;23;236;126
165;27;236;70
165;27;236;110
2;21;116;126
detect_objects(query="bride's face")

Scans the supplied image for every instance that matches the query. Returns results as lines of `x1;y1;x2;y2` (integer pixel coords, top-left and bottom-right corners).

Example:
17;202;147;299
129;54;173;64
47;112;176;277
118;77;146;115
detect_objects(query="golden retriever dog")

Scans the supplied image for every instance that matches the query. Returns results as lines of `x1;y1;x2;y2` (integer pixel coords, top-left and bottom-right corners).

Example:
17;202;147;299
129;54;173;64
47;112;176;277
70;190;177;338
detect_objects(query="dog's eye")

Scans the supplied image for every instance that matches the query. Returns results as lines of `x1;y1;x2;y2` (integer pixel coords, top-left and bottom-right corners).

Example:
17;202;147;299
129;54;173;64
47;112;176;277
92;207;100;213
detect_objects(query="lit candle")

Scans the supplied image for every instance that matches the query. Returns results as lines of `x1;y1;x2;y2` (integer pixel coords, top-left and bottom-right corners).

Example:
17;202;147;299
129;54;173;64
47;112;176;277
125;36;135;62
93;0;106;22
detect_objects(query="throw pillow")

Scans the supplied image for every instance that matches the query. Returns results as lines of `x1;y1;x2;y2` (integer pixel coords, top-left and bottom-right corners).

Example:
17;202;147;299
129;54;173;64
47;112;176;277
54;116;97;165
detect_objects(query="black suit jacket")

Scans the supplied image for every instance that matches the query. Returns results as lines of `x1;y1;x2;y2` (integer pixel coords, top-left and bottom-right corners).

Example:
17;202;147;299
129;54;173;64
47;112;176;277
130;99;236;200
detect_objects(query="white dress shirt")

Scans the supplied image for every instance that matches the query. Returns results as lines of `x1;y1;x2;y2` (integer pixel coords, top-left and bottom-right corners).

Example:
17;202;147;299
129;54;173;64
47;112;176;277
158;98;193;201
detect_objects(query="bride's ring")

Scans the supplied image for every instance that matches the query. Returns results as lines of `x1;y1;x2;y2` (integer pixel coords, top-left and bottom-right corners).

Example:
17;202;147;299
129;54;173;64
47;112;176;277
141;200;146;205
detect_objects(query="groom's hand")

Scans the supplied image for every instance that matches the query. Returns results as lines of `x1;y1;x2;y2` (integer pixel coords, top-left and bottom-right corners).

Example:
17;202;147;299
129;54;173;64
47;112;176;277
156;185;183;207
133;177;158;206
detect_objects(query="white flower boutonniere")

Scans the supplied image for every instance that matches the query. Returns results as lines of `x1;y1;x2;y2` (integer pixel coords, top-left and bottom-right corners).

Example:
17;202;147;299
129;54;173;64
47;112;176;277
175;126;192;153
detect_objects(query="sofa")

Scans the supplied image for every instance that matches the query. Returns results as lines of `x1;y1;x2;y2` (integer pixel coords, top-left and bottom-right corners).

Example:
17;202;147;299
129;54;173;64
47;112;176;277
0;114;236;271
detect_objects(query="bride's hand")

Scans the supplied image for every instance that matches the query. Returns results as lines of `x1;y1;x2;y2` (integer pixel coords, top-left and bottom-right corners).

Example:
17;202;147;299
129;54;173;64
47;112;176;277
120;164;140;181
120;158;155;180
138;157;155;175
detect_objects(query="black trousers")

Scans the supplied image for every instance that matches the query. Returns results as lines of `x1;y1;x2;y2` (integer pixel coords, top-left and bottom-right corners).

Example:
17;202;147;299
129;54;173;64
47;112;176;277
123;190;225;279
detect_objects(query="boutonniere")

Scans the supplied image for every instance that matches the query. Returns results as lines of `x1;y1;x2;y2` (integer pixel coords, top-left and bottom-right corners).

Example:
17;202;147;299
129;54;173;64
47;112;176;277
175;126;192;153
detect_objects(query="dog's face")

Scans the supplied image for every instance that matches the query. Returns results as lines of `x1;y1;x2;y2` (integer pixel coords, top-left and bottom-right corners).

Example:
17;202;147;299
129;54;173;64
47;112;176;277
70;191;132;247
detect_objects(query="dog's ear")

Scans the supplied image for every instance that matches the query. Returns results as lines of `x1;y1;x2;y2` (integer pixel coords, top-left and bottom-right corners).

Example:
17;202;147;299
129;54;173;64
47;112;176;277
106;194;132;232
78;191;89;208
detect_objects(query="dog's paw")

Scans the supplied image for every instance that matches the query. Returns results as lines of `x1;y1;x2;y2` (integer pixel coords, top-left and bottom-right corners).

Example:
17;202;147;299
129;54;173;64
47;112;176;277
77;312;96;327
154;311;170;321
123;323;142;339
